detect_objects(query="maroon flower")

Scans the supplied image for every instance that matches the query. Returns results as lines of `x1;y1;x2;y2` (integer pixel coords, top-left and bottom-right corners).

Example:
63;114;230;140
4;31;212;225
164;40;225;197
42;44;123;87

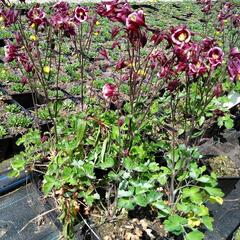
117;116;125;126
99;49;109;60
171;27;191;45
116;58;127;70
213;83;222;98
50;13;69;29
218;2;233;21
4;42;18;62
149;50;167;69
167;79;180;92
102;83;118;99
21;76;28;85
53;1;69;15
97;0;131;24
189;60;208;76
15;31;22;45
41;135;48;143
227;47;240;81
2;9;18;27
74;6;88;24
27;5;46;26
126;10;145;31
201;37;216;52
157;66;172;79
207;47;224;68
232;14;240;28
18;54;33;73
111;26;120;39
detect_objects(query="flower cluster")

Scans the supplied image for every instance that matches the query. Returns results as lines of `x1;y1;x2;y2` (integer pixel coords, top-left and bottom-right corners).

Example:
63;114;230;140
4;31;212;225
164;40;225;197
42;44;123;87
228;47;240;81
0;8;18;26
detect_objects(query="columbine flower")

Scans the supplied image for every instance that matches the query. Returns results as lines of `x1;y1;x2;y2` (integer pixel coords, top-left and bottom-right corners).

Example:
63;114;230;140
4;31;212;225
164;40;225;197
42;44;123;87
74;6;88;24
18;54;33;72
167;79;180;92
218;2;233;21
111;26;120;39
1;9;18;27
4;42;18;62
214;83;222;98
21;76;28;85
171;27;191;45
201;37;216;52
27;5;46;26
102;83;118;100
207;47;224;68
227;47;240;81
189;60;208;76
53;1;69;15
232;14;240;28
126;10;145;31
116;58;127;70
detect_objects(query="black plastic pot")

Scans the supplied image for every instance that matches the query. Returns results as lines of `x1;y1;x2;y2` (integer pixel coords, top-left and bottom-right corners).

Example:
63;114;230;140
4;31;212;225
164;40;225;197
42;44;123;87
11;91;46;110
0;136;12;161
0;39;5;48
217;177;240;195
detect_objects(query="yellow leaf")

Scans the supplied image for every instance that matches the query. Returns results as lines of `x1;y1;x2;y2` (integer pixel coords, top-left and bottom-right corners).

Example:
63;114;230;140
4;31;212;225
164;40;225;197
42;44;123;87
188;218;201;228
209;196;223;205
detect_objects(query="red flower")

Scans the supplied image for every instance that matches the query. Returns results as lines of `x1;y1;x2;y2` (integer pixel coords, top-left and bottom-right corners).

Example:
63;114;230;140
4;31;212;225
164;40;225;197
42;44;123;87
102;83;118;99
126;10;145;31
207;47;224;68
171;27;191;45
213;83;222;98
27;5;46;26
4;42;18;62
74;6;88;24
227;47;240;81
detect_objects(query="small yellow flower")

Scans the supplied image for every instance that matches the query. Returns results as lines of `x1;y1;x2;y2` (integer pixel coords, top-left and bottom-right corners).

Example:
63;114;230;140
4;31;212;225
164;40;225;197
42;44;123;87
188;218;201;228
31;23;36;29
43;66;51;74
0;16;4;22
223;19;228;24
215;31;220;36
94;32;99;36
137;69;147;77
95;21;100;26
29;35;38;41
217;41;223;47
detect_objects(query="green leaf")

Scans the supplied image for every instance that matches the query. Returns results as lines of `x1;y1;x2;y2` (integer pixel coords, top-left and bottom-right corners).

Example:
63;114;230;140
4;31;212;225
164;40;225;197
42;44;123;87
197;175;211;183
76;119;86;143
99;156;115;169
205;187;224;197
118;198;135;210
202;216;214;231
100;137;109;162
164;215;187;236
135;194;148;207
185;230;204;240
42;175;56;194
